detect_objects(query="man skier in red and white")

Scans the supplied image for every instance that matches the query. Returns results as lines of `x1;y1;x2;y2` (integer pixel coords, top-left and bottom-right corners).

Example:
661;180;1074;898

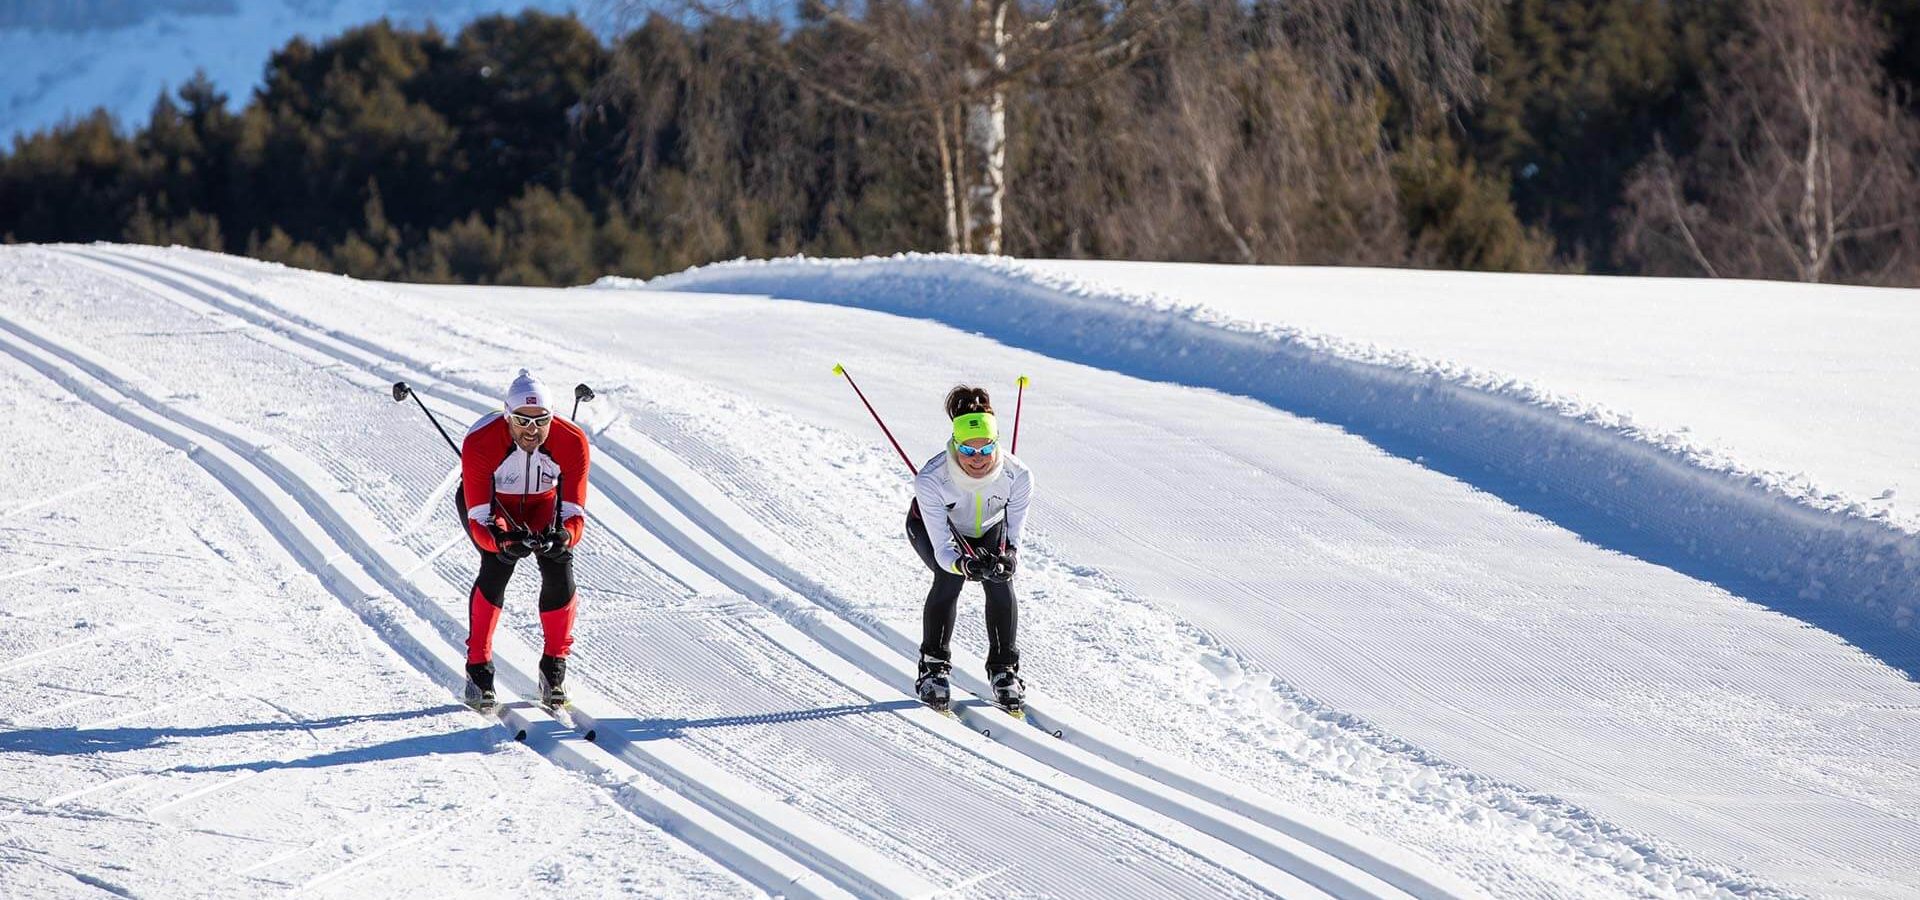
458;369;590;711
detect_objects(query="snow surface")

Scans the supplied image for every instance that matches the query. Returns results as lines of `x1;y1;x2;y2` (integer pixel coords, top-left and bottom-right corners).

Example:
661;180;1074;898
627;254;1920;897
0;285;750;896
0;0;580;144
640;255;1920;637
1024;260;1920;534
3;242;1916;898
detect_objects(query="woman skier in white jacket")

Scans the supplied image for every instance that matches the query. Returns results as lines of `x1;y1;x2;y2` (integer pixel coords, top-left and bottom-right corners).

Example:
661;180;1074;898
907;385;1035;713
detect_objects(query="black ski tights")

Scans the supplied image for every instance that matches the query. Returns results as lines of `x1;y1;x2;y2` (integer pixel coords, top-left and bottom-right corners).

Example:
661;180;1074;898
471;551;576;613
906;508;1018;672
456;485;575;614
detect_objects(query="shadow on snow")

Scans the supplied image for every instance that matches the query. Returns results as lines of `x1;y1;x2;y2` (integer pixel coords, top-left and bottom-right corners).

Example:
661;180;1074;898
0;705;469;759
595;699;923;744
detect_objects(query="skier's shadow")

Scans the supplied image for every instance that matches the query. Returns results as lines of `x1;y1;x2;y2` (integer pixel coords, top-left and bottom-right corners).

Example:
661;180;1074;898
0;705;466;757
171;725;506;774
601;699;922;743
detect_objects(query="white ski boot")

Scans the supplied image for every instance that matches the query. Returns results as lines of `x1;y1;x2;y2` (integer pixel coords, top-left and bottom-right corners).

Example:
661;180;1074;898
915;654;952;712
989;668;1025;717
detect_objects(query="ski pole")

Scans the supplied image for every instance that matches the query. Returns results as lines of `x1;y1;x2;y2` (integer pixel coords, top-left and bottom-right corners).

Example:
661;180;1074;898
832;364;915;476
571;383;595;420
392;381;460;458
990;376;1029;559
394;380;519;537
1010;375;1029;455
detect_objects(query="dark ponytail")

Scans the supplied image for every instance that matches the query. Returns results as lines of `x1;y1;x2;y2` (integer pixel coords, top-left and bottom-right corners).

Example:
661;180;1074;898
944;385;993;420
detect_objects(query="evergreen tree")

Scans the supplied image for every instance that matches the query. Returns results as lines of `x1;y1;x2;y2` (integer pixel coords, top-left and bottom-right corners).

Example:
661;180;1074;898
1468;0;1730;269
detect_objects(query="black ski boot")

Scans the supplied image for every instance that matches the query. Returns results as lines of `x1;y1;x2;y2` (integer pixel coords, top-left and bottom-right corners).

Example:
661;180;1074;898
915;653;952;712
989;667;1025;717
538;654;568;709
464;661;498;713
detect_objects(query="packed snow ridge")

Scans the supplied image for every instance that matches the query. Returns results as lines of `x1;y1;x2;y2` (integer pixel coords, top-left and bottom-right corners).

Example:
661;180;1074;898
624;254;1920;631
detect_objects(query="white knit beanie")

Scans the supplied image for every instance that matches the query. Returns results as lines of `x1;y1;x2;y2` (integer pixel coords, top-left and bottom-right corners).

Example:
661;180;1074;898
504;368;550;412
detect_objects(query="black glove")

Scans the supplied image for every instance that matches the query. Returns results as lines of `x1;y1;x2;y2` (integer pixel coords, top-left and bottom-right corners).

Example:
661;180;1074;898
534;528;573;562
959;553;993;581
984;545;1017;583
494;527;533;564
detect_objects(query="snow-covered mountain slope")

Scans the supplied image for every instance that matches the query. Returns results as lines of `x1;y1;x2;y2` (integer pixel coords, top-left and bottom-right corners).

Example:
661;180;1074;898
3;242;1914;898
0;0;576;143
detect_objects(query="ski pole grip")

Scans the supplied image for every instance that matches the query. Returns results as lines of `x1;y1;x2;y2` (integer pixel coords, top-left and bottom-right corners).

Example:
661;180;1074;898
394;382;462;459
1011;375;1029;455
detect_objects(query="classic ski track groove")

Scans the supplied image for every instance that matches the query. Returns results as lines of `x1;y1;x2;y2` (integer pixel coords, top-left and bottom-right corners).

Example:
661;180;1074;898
41;246;1351;899
53;249;1051;899
66;247;1346;900
605;436;1493;900
77;245;1486;900
45;260;967;898
0;300;861;900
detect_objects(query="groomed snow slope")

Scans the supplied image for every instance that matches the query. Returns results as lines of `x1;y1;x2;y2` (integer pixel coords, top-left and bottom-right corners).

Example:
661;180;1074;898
0;289;752;897
1030;259;1920;536
623;255;1919;898
5;243;1915;899
640;256;1920;643
7;244;1462;900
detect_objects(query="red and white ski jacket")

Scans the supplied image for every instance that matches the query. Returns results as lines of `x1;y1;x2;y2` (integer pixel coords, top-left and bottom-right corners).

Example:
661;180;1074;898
461;411;590;552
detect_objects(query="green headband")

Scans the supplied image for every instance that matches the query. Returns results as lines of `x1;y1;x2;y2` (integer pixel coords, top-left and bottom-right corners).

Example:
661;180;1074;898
951;412;998;443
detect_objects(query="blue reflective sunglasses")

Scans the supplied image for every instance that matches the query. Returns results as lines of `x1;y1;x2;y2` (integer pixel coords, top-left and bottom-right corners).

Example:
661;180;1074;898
955;441;997;457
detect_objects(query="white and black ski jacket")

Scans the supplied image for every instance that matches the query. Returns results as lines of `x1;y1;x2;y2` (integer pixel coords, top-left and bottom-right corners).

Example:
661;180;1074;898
913;447;1034;575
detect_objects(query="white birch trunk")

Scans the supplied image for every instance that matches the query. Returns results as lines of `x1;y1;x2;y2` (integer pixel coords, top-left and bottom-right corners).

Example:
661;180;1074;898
953;104;972;253
935;110;961;253
964;0;1009;256
1795;46;1825;282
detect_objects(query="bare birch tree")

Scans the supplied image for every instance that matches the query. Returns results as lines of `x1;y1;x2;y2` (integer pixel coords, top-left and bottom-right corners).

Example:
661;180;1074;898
610;0;1494;259
611;0;1169;254
791;0;1176;255
1619;0;1920;284
1015;0;1496;265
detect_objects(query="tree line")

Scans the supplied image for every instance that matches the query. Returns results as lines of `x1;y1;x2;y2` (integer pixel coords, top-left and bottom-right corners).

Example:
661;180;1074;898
2;0;1916;287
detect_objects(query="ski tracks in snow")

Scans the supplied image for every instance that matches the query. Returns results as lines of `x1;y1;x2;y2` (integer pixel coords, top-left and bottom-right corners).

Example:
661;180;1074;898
0;243;1414;897
66;245;1362;898
34;245;1489;898
0;258;857;899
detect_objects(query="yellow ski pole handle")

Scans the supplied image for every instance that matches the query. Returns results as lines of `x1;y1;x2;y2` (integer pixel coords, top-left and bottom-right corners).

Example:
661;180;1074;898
1012;375;1030;454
